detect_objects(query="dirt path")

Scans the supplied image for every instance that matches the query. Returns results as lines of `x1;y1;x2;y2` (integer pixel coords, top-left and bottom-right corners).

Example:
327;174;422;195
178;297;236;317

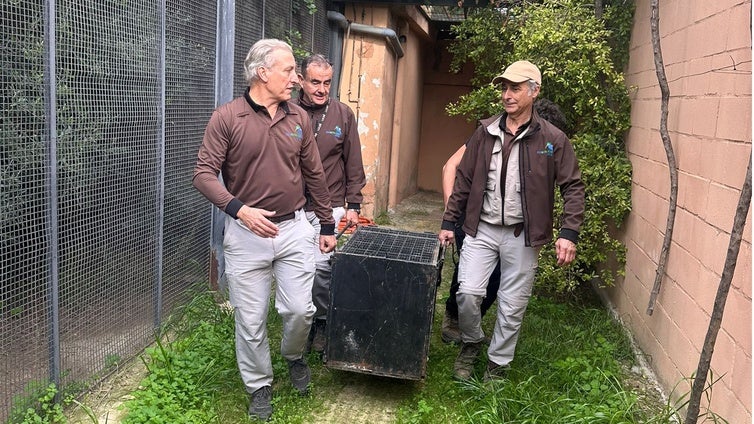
309;190;445;423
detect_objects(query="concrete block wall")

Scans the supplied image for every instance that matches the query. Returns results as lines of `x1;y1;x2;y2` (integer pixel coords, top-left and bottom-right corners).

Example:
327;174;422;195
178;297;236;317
600;1;752;421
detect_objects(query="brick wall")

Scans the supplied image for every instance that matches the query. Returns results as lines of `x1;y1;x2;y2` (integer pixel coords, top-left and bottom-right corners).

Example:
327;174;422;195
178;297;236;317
599;0;752;421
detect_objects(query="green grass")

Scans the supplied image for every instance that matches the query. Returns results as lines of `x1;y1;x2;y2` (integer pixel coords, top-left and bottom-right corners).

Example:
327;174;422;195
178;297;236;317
112;251;686;423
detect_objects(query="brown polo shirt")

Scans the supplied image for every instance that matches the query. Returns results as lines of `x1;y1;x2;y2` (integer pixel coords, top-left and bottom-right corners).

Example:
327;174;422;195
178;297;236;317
193;88;334;233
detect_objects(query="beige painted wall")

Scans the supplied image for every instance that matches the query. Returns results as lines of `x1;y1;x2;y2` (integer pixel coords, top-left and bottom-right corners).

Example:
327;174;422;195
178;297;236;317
388;19;428;207
599;1;752;421
337;5;435;216
417;40;476;195
339;6;399;218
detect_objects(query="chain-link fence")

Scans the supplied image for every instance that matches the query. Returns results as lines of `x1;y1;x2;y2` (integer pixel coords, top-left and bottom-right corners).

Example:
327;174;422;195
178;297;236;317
1;0;331;420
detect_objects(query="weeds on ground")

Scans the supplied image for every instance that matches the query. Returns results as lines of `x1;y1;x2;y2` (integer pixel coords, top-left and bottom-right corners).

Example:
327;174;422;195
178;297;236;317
9;381;101;424
394;249;681;424
113;286;718;423
118;291;327;423
395;291;686;423
114;261;714;423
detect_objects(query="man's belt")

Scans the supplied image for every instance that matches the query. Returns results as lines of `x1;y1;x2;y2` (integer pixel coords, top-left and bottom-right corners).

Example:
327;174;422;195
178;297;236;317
505;222;524;238
268;212;296;223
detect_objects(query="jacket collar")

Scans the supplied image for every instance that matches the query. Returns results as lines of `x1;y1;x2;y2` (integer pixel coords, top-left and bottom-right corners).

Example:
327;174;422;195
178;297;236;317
297;92;329;112
481;110;542;139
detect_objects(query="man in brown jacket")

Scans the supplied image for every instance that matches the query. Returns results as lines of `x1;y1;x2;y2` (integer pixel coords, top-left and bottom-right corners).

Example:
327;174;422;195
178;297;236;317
438;60;585;381
193;39;336;421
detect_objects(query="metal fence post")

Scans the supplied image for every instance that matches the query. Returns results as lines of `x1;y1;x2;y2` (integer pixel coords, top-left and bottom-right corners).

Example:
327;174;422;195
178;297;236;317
211;0;235;293
42;0;61;394
154;0;167;330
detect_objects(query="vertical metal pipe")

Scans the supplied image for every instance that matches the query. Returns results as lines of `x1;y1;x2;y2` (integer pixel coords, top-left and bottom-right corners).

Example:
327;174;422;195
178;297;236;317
261;0;266;37
213;0;235;293
42;0;61;394
328;9;344;100
154;0;167;330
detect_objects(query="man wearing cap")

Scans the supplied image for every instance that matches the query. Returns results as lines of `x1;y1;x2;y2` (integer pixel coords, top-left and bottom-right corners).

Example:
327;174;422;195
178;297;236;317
438;60;585;381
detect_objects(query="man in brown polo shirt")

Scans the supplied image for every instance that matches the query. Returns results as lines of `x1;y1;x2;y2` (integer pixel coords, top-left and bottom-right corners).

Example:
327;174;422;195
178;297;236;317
193;39;336;421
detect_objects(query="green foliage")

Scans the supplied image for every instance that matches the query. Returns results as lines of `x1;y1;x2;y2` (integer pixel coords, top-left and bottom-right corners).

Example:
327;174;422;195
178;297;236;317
446;0;634;292
445;84;503;123
293;0;318;16
121;293;238;423
448;8;514;86
10;383;67;424
373;211;392;225
395;292;669;423
603;0;637;72
286;29;313;63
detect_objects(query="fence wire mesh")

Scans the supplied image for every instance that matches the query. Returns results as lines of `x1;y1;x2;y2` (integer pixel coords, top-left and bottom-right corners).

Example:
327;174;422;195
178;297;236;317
1;0;332;420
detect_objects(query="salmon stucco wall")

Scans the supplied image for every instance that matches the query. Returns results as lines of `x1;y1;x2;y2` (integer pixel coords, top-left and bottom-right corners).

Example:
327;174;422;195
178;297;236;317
417;40;476;195
338;5;438;214
339;6;399;218
388;18;429;208
599;1;752;422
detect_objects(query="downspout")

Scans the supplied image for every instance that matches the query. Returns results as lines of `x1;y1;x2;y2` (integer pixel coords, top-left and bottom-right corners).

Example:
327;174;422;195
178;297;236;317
327;11;405;59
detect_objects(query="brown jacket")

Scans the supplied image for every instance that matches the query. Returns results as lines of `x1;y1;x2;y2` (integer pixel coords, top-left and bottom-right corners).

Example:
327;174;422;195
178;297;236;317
193;89;334;232
442;111;584;247
295;96;366;209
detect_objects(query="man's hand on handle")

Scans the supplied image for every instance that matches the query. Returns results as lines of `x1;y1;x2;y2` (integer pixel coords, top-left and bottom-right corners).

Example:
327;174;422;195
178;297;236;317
345;209;360;227
438;229;455;248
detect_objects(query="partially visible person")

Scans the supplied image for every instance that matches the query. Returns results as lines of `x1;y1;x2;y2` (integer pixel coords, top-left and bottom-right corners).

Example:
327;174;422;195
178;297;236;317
192;39;336;422
438;60;585;382
440;98;569;344
294;53;366;354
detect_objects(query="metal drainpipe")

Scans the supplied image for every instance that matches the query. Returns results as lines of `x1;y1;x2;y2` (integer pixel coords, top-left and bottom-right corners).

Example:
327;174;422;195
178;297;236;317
327;11;405;59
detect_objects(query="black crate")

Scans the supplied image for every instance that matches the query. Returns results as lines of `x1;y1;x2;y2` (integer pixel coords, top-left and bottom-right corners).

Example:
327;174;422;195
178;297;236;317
325;226;442;380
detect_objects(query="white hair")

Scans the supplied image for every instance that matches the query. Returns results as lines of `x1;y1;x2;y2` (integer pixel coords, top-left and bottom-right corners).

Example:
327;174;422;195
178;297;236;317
527;79;540;96
243;39;293;85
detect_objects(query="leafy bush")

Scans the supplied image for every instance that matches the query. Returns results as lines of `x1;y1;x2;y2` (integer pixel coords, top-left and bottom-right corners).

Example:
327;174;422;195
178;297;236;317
121;293;238;423
446;0;635;291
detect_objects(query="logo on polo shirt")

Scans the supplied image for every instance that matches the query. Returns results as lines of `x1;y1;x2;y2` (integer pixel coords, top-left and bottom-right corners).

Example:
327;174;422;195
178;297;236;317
325;126;343;139
289;124;303;140
537;142;554;157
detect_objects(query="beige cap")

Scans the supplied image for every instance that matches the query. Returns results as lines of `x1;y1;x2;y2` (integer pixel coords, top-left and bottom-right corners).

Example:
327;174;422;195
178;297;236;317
492;60;541;85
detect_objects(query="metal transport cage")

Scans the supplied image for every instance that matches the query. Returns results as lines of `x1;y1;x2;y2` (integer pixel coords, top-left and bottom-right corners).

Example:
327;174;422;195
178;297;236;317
325;226;443;380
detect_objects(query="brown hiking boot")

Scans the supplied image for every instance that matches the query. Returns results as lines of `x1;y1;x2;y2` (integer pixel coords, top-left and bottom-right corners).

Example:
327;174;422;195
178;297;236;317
441;310;461;344
483;360;510;382
453;341;482;380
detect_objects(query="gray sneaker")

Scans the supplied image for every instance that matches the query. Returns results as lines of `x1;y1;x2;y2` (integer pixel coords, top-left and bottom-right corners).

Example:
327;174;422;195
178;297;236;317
441;310;461;344
249;385;272;421
453;341;482;380
288;358;311;395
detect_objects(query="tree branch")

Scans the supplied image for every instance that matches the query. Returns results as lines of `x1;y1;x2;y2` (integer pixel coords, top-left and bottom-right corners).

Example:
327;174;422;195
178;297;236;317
646;0;679;316
684;154;752;423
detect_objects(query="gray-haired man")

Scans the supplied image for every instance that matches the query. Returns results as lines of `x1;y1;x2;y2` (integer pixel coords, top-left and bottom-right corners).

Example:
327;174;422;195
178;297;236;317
438;60;585;381
193;39;336;421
